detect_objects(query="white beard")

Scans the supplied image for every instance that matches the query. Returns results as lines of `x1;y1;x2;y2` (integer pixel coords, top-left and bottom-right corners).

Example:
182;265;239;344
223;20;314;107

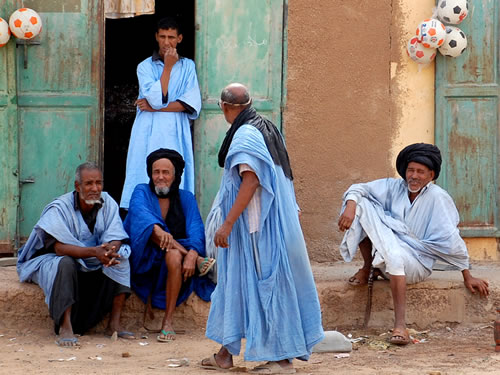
84;199;101;205
155;186;170;195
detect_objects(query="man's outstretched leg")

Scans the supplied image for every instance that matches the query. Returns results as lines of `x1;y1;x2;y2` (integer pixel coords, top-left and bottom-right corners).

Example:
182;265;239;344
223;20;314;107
389;274;409;345
158;249;183;342
106;293;135;339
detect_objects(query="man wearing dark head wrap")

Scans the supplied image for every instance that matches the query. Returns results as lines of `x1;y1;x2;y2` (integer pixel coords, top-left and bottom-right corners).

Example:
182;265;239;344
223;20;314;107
124;148;215;342
337;143;489;346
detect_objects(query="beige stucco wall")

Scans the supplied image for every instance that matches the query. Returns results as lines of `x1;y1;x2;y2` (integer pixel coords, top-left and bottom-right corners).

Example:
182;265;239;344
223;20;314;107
285;0;497;261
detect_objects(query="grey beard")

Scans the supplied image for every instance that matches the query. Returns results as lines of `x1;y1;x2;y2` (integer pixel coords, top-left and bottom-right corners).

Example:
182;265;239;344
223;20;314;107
84;199;101;205
155;186;170;196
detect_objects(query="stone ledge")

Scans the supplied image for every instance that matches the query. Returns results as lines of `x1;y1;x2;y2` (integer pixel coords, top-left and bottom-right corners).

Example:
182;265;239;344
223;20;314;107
1;262;498;332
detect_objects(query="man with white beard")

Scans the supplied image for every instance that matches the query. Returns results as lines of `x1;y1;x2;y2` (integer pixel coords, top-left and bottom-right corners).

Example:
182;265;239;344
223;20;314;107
337;143;489;346
17;162;133;347
124;149;215;342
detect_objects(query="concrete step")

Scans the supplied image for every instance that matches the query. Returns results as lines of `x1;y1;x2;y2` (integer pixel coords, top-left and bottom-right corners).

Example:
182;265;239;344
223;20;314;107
0;262;498;332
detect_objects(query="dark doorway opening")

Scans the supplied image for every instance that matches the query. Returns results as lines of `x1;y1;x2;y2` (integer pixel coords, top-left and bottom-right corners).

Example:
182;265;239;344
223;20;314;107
103;1;195;204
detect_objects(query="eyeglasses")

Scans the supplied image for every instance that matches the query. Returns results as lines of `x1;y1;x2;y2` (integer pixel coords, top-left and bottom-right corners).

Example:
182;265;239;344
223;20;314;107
217;98;252;109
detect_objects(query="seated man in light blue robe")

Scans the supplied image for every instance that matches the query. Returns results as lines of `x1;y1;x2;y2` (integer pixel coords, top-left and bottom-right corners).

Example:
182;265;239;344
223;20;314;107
338;143;489;346
17;162;132;347
120;16;201;209
202;83;324;373
124;148;215;342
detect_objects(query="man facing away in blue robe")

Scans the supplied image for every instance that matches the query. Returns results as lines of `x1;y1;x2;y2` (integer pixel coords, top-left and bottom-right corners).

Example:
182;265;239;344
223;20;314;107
124;148;215;342
120;16;201;209
202;83;324;373
338;143;489;346
17;163;133;347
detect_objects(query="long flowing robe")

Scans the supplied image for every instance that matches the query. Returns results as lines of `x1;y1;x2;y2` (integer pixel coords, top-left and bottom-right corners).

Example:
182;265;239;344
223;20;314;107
206;125;324;362
123;184;215;308
17;192;131;306
340;178;469;283
120;56;201;208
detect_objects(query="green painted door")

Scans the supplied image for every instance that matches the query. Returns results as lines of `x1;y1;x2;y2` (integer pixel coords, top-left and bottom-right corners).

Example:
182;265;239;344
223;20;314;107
194;0;286;218
0;0;102;251
435;0;499;237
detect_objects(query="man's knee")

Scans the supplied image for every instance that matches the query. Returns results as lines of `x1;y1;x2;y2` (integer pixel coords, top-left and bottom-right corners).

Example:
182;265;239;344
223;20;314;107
57;256;78;278
165;249;182;268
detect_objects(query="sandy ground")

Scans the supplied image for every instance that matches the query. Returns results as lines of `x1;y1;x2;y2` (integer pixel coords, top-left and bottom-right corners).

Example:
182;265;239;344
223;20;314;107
0;323;499;375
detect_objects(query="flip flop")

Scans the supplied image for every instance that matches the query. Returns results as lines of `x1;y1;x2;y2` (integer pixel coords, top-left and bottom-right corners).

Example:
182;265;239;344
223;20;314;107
389;327;410;346
250;361;296;374
198;257;216;277
157;329;176;342
55;337;80;347
348;268;386;286
200;354;233;372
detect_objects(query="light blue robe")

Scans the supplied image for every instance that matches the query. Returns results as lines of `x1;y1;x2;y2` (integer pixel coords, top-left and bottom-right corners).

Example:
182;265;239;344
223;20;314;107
340;178;469;283
120;56;201;208
206;125;324;362
17;192;131;306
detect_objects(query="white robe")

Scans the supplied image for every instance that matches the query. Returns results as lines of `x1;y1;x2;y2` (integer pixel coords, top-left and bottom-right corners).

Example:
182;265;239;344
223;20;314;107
339;178;469;284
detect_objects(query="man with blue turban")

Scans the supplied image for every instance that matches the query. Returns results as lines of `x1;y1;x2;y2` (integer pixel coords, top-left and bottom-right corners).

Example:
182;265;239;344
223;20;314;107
338;143;489;346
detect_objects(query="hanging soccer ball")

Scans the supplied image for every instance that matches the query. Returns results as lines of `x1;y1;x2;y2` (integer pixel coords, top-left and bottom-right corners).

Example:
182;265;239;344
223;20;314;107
416;19;446;49
9;8;42;40
438;26;467;57
437;0;469;25
407;37;437;64
0;17;10;47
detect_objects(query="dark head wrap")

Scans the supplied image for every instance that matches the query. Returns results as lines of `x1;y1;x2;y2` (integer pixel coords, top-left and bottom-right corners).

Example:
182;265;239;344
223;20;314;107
396;143;442;181
146;148;186;238
218;107;293;180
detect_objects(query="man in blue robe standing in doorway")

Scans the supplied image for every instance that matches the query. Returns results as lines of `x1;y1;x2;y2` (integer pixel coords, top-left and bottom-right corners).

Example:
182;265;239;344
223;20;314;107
121;16;201;209
202;83;324;373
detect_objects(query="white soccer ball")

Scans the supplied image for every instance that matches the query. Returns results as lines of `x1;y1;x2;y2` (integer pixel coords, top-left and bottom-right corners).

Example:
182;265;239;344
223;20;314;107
416;19;446;49
0;17;10;47
437;0;469;25
9;8;42;40
407;36;437;65
438;26;468;57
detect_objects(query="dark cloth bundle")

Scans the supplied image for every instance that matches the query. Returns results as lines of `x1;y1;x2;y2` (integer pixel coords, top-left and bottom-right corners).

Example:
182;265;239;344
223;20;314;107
396;143;442;180
146;148;186;238
218;107;293;180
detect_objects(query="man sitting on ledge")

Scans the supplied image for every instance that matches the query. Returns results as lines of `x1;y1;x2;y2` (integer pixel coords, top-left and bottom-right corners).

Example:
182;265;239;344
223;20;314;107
337;143;489;345
17;162;133;347
124;148;215;342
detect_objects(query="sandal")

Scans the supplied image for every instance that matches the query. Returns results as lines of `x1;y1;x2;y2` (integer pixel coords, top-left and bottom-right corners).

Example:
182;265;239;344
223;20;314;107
198;257;216;277
348;267;386;286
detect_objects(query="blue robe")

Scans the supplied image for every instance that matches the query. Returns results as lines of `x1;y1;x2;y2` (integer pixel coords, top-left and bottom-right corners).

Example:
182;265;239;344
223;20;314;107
340;178;470;283
120;56;201;208
206;125;324;362
17;192;131;306
123;184;215;308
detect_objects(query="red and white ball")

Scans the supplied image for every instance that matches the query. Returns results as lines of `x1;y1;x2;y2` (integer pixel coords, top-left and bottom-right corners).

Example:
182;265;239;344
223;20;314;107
416;19;446;49
9;8;42;40
437;0;469;25
438;26;468;57
407;37;436;64
0;17;10;47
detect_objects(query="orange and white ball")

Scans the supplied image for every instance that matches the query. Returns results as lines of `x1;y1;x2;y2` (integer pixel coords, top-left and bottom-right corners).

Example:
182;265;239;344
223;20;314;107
9;8;42;40
416;18;446;49
407;37;437;65
0;17;10;47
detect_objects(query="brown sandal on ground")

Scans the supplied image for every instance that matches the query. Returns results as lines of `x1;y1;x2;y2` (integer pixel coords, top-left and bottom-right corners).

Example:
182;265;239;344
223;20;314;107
389;327;410;346
200;354;233;372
